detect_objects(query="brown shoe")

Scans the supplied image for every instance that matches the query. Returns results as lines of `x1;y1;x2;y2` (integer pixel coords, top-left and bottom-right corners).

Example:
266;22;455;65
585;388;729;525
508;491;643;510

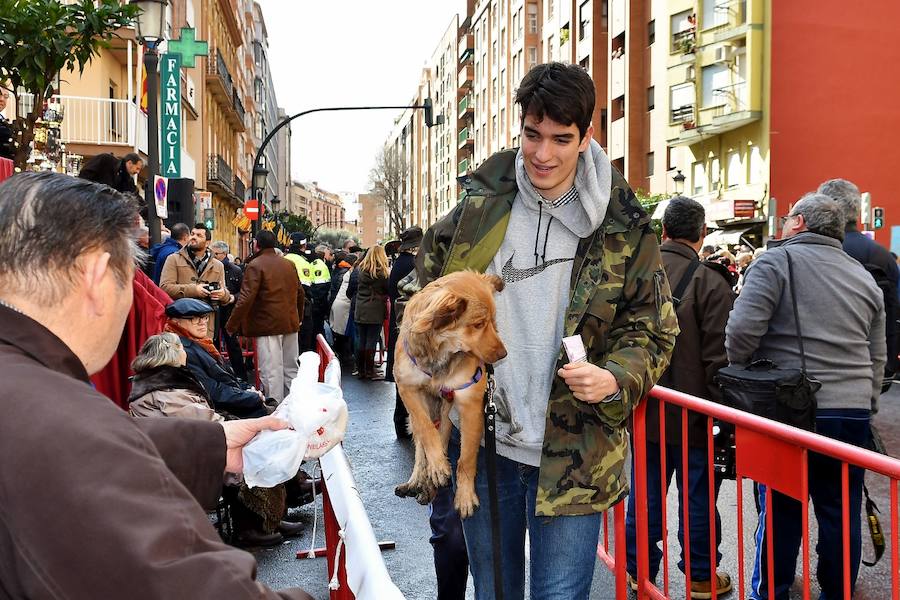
690;572;732;599
277;520;305;538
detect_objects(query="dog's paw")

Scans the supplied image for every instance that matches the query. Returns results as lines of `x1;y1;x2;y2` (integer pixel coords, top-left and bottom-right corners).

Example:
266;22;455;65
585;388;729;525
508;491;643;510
426;458;452;488
453;486;480;519
415;481;437;505
394;481;420;499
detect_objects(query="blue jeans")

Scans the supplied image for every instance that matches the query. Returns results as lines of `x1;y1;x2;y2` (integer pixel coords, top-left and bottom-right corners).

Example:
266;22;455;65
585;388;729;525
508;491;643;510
625;441;722;582
750;409;871;600
429;485;469;600
447;428;602;600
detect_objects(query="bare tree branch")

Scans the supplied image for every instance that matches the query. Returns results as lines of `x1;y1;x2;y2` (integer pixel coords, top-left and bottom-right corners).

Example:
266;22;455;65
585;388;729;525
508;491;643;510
369;146;408;236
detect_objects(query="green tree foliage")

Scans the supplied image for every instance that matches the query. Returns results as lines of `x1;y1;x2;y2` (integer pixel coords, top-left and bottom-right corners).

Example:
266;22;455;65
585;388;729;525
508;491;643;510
0;0;138;169
274;210;313;239
635;188;669;241
314;228;358;251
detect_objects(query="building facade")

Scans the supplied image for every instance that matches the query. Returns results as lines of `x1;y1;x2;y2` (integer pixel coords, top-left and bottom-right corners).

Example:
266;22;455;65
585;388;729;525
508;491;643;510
290;181;346;230
358;192;386;247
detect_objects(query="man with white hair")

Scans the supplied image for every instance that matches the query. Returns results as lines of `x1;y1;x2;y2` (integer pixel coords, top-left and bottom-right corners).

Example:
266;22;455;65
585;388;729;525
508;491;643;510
818;177;899;378
0;172;312;599
727;192;885;600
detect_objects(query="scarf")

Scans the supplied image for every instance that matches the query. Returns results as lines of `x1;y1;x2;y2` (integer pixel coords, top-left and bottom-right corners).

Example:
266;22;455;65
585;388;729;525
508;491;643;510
191;248;212;277
165;320;222;362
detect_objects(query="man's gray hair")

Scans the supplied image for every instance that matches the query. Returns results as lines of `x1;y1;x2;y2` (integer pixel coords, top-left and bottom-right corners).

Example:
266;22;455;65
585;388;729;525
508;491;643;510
131;332;183;372
0;172;140;306
791;193;845;241
315;244;331;254
211;240;229;254
817;178;861;226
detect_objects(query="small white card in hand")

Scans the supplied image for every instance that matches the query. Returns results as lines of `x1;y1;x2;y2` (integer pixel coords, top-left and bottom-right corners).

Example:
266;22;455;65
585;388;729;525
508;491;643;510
562;335;587;363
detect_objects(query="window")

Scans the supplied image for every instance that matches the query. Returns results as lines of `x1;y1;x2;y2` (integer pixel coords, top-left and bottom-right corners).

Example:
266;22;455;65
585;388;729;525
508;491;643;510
547;0;554;17
749;145;764;184
517;7;523;38
669;83;695;122
601;0;608;31
579;1;590;40
528;3;538;33
528;46;537;65
580;56;590;70
548;34;555;61
703;0;730;29
647;152;655;177
492;40;498;64
500;69;506;97
648;19;655;46
647;86;655;111
702;63;731;108
671;10;694;52
500;108;506;135
726;151;744;188
692;161;707;195
492;77;497;100
500;28;506;55
710;156;721;186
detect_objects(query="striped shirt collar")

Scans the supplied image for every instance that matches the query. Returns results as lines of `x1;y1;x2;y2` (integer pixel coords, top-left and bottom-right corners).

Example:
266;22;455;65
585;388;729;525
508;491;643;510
541;185;579;209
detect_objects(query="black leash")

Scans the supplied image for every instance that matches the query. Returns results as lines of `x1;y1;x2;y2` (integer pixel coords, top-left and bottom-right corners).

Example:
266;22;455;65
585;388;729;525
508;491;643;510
483;364;504;600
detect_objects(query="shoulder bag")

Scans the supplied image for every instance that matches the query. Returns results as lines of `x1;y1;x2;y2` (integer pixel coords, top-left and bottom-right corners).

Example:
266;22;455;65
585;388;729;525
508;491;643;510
716;250;821;431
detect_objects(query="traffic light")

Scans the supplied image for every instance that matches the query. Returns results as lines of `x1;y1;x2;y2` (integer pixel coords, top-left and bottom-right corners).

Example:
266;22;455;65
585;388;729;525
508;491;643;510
873;207;885;230
423;97;434;128
203;208;215;231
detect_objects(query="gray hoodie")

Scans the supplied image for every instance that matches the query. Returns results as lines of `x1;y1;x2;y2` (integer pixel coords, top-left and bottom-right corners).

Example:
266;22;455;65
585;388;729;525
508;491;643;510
726;232;886;412
450;139;611;466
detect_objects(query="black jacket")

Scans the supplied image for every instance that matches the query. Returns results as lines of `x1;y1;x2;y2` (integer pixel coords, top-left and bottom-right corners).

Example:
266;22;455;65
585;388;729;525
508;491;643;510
179;337;267;418
78;153;137;194
128;365;210;405
222;258;244;296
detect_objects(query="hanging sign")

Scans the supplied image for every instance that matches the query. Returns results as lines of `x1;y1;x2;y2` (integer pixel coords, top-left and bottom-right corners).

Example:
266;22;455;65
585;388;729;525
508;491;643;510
160;52;182;178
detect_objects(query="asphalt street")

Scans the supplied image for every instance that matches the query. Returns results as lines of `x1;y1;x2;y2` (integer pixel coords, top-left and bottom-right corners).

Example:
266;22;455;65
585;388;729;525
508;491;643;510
256;375;900;599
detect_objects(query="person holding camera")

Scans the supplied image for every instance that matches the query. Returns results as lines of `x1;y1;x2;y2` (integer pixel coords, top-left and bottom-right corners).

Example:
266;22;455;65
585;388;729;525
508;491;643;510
160;222;232;340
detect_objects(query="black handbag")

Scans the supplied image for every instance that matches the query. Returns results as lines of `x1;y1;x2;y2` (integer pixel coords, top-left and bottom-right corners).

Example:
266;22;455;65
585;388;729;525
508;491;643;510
716;251;821;431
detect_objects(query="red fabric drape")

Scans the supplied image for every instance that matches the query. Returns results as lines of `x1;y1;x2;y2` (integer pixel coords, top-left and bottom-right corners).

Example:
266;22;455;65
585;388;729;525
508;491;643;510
0;158;14;183
90;270;170;409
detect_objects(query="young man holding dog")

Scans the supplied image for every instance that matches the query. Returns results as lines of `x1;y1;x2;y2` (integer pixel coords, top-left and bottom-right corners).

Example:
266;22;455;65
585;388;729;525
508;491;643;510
417;62;678;599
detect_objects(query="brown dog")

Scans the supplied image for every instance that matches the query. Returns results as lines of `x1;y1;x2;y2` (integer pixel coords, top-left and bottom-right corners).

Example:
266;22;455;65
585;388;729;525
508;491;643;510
393;270;506;518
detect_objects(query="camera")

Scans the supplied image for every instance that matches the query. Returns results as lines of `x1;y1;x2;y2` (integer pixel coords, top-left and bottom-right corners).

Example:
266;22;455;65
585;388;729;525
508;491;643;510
205;281;220;292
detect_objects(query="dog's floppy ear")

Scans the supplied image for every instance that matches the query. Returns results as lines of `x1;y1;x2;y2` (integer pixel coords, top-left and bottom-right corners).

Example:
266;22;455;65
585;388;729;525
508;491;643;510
412;289;468;333
483;273;504;293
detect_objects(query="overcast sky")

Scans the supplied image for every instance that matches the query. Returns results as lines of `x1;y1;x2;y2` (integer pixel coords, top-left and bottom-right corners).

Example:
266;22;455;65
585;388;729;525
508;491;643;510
256;0;468;201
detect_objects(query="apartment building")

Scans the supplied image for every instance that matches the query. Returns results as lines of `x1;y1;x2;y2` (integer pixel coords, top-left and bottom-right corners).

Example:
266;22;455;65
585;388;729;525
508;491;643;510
358;192;386;247
291;181;345;230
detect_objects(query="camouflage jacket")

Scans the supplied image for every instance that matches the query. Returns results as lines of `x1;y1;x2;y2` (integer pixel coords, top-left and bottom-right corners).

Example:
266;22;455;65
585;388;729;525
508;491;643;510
417;149;678;516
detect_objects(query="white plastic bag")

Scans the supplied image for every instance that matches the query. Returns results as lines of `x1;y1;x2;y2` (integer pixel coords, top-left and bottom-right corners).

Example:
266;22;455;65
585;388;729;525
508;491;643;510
242;352;348;488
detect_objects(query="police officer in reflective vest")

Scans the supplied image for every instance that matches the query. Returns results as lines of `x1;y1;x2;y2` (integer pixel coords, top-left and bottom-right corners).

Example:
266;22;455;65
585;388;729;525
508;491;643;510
285;233;331;351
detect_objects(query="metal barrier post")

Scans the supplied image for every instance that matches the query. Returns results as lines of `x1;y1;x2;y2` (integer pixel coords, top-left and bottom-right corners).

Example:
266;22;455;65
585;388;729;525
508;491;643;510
633;401;652;600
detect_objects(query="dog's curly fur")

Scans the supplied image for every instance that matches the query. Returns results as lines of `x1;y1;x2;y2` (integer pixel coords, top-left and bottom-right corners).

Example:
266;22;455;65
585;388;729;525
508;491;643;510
393;271;506;517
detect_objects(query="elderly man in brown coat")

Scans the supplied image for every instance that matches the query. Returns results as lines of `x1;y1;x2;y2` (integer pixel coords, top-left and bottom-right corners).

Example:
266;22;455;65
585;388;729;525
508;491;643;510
0;172;312;599
624;195;737;599
227;230;305;403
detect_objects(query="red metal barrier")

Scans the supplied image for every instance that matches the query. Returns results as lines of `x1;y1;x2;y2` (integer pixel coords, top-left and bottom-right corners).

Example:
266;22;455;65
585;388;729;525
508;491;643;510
312;335;352;600
596;385;900;600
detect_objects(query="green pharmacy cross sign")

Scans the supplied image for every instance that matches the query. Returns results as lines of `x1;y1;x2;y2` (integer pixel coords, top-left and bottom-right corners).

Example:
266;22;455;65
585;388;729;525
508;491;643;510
160;28;209;178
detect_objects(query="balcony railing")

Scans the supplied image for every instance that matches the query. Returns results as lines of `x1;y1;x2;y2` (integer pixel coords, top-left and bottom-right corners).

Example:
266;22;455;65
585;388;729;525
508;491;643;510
233;175;246;201
458;94;473;117
232;89;246;129
711;81;748;114
458;158;470;174
458;127;473;148
17;93;148;154
672;28;696;53
671;104;695;123
207;47;235;101
207;154;234;192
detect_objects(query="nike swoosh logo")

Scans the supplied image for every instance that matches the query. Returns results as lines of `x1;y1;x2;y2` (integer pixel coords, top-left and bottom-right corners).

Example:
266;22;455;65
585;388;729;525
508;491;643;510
501;253;574;283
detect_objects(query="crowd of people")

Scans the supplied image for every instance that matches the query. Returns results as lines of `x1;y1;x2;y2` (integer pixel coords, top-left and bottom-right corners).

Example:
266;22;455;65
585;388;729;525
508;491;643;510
0;60;895;600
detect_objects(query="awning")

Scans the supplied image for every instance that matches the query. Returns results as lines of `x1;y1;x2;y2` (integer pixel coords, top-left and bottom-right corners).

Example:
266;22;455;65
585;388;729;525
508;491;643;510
703;227;756;249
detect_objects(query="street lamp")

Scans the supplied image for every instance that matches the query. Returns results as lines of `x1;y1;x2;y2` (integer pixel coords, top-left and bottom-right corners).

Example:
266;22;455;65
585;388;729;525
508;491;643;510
672;169;686;196
130;0;169;246
271;195;280;213
251;164;268;234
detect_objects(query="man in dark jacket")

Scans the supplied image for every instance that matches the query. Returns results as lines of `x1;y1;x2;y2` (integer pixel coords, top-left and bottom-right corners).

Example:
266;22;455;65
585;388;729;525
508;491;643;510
0;86;15;160
78;151;143;194
0;171;311;599
625;196;735;598
386;226;422;438
150;222;190;285
818;178;899;378
227;231;305;403
212;240;248;380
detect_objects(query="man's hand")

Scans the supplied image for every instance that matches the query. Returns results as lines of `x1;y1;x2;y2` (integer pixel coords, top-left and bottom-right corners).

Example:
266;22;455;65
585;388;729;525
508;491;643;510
209;288;226;301
557;362;620;404
222;416;290;473
194;284;211;298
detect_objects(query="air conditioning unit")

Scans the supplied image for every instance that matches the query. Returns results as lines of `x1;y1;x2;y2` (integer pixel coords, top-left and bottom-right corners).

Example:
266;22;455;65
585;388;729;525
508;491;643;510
714;44;736;62
686;65;696;81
